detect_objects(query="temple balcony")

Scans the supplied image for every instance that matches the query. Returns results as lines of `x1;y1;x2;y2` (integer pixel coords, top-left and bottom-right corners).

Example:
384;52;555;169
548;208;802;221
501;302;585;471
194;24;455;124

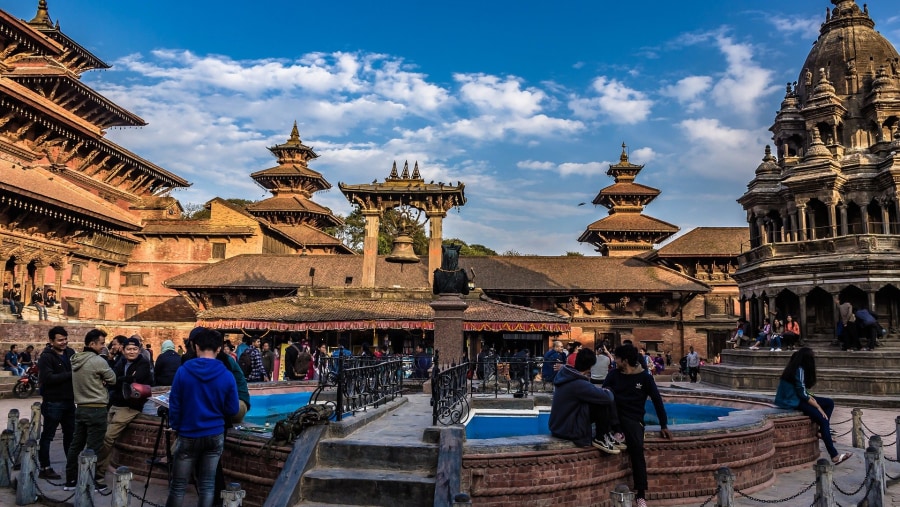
737;232;900;266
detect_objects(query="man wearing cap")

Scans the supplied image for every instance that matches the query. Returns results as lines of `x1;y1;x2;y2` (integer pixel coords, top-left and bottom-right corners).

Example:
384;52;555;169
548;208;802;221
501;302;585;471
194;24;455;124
167;327;239;507
64;329;116;491
96;336;153;484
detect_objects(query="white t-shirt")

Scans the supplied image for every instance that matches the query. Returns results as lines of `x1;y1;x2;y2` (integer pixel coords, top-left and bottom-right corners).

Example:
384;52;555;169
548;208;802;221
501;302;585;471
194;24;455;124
590;353;611;381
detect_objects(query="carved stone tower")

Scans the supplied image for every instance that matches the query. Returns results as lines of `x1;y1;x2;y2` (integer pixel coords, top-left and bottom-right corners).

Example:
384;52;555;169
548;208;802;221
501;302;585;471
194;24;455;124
578;144;678;256
735;0;900;340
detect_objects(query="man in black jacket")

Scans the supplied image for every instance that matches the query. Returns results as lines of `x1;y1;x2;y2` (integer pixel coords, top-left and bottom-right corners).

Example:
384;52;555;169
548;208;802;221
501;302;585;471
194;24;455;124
37;326;76;480
96;337;153;481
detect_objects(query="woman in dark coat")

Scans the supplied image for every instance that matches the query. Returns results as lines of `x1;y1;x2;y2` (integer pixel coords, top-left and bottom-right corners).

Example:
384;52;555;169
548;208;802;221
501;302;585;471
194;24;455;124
153;340;181;386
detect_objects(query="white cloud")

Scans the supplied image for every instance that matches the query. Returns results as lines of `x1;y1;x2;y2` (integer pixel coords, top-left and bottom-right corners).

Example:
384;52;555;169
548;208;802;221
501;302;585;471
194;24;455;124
517;160;609;177
568;77;653;124
709;36;777;115
768;16;822;40
454;74;546;116
660;75;712;112
677;118;771;181
631;147;658;165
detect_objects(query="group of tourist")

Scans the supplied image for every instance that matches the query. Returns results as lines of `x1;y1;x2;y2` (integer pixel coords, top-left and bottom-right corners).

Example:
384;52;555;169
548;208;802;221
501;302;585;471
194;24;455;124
727;315;801;351
835;297;885;351
4;343;35;376
35;325;246;507
2;282;58;320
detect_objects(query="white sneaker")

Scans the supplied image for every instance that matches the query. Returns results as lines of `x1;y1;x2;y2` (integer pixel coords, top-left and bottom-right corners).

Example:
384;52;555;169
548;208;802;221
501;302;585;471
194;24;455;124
775;348;782;351
769;348;774;351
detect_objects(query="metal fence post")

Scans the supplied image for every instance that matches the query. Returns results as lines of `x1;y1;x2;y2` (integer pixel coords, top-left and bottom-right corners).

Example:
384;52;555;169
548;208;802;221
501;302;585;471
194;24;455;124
15;439;37;506
610;484;634;507
0;430;12;488
865;436;884;507
851;408;865;449
74;449;97;507
221;482;245;507
28;403;41;442
113;466;132;507
714;467;735;507
813;458;835;507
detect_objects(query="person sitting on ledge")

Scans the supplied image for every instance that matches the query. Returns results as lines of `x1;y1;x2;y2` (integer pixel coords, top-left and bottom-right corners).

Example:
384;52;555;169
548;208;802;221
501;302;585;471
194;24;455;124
548;348;623;454
774;347;851;466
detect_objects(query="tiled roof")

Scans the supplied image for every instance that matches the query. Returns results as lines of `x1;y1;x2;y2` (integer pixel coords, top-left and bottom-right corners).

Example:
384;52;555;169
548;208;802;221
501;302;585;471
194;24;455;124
458;256;708;293
246;196;333;214
267;223;351;250
165;255;427;290
166;254;708;294
656;227;750;257
196;294;569;332
595;182;661;196
0;162;141;228
583;213;679;232
250;164;328;182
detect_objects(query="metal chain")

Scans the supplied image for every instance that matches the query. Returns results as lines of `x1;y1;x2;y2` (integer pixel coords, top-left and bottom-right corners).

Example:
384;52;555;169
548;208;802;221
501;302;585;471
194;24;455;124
884;454;898;463
734;479;815;503
887;469;899;481
831;463;870;497
860;420;897;437
30;462;76;505
879;438;896;447
830;417;852;426
128;487;167;507
833;428;853;438
697;485;719;507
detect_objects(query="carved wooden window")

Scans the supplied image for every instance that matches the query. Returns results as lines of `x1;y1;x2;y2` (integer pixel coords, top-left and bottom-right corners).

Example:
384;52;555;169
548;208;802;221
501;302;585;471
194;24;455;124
124;304;138;321
123;272;147;287
70;264;84;284
97;303;107;320
98;268;112;288
65;298;82;318
211;243;226;260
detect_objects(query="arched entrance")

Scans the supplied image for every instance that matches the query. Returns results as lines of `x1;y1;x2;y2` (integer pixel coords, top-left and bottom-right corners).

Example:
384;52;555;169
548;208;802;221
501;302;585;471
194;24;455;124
775;289;800;322
805;287;834;335
875;285;899;334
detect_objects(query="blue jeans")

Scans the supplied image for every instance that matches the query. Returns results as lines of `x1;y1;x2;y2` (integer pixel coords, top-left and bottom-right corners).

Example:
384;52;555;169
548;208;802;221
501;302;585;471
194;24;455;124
769;335;782;349
166;433;224;507
33;303;48;320
5;365;25;376
39;400;76;469
798;395;837;459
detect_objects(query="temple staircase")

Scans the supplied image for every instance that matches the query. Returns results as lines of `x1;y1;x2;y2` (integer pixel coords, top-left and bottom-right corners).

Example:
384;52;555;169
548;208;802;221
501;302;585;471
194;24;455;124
701;333;900;404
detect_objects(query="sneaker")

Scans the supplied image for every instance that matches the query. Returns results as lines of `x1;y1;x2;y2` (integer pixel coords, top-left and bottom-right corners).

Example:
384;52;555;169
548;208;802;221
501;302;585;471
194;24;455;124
62;481;76;491
591;436;621;454
609;432;628;450
38;467;61;480
636;499;648;507
769;347;774;351
775;348;782;352
94;482;109;494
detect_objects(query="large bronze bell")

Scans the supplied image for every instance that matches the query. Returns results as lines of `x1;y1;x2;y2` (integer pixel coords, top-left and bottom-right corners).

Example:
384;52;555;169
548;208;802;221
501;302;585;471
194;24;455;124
386;234;419;263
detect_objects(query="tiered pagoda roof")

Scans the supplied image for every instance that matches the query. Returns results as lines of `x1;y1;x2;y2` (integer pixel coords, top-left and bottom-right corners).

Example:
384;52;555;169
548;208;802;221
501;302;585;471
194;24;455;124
578;144;678;256
339;160;466;213
246;122;343;230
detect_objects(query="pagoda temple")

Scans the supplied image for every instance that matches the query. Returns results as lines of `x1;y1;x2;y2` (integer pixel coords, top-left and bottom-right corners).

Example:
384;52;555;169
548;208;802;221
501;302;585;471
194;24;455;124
245;122;351;254
578;144;679;256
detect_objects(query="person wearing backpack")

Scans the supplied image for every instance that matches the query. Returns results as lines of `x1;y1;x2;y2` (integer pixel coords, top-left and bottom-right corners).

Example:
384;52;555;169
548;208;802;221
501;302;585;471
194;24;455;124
240;337;268;382
284;339;311;381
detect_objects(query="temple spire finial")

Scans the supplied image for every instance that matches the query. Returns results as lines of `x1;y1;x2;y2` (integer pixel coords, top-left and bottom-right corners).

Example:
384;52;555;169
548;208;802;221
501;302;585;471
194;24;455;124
411;161;421;180
29;0;53;28
288;121;301;145
401;160;410;179
389;161;399;179
620;142;629;163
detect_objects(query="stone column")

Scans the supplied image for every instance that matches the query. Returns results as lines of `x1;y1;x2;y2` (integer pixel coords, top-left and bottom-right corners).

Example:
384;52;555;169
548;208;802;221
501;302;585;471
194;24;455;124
808;208;817;240
427;213;444;289
894;197;900;234
34;261;46;291
361;211;380;288
756;216;768;245
788;213;797;242
798;294;808;344
797;205;808;241
430;294;468;362
868;292;876;312
839;204;849;236
828;203;837;238
739;296;747;321
881;205;891;234
861;209;870;234
767;295;776;321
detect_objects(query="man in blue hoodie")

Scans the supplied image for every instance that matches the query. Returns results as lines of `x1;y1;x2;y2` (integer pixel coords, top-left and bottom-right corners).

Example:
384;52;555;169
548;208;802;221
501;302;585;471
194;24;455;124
548;348;621;454
166;327;239;507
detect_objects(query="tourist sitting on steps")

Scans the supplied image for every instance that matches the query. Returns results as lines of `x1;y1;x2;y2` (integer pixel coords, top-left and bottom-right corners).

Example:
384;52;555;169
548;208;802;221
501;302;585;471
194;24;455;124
749;319;771;350
774;347;851;466
548;348;624;455
782;315;800;350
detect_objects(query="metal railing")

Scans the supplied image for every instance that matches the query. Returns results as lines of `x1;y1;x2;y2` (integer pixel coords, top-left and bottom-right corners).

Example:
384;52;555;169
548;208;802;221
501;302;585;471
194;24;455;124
431;351;470;426
308;351;404;421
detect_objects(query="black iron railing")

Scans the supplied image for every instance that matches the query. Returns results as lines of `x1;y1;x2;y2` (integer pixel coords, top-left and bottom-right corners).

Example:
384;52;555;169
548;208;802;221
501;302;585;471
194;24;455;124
431;350;470;426
308;350;403;421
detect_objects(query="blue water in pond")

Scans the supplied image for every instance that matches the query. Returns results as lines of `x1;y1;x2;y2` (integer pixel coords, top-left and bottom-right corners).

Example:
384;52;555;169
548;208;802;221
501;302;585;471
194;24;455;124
244;391;313;426
465;402;735;439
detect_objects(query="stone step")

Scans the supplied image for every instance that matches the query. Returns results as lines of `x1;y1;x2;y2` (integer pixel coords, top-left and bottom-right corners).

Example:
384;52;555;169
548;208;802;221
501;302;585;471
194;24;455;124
300;468;435;507
315;439;438;472
719;348;900;369
703;359;900;396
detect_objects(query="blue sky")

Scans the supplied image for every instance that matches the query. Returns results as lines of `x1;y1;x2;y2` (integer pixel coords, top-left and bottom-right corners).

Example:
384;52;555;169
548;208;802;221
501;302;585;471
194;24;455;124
13;1;900;254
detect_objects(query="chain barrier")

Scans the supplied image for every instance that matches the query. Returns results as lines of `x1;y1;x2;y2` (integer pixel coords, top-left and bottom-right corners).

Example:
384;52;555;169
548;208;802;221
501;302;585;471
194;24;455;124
697;485;719;507
831;463;870;497
31;474;76;504
830;417;852;426
860;419;897;438
734;479;815;504
887;469;899;481
833;428;853;438
884;454;898;463
129;488;167;507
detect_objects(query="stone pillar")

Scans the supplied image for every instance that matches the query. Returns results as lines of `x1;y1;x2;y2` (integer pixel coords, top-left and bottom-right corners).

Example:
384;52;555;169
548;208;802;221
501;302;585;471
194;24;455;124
788;213;797;242
767;295;776;320
861;209;870;234
430;294;468;362
827;204;837;238
798;294;808;344
881;205;891;234
808;208;817;240
739;296;746;321
868;292;876;312
797;205;808;241
428;213;444;289
361;211;380;288
756;216;768;245
13;260;26;292
839;204;848;236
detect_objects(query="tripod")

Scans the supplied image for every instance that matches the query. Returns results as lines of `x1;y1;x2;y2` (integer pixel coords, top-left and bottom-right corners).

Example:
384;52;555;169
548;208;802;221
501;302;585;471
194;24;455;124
142;406;172;507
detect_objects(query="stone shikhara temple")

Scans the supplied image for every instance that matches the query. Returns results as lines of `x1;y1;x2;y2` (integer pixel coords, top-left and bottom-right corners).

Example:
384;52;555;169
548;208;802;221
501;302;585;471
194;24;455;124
0;0;895;365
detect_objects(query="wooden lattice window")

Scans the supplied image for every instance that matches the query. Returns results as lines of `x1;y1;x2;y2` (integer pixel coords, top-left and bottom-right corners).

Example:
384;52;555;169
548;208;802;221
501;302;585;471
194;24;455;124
211;243;226;260
124;304;138;321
